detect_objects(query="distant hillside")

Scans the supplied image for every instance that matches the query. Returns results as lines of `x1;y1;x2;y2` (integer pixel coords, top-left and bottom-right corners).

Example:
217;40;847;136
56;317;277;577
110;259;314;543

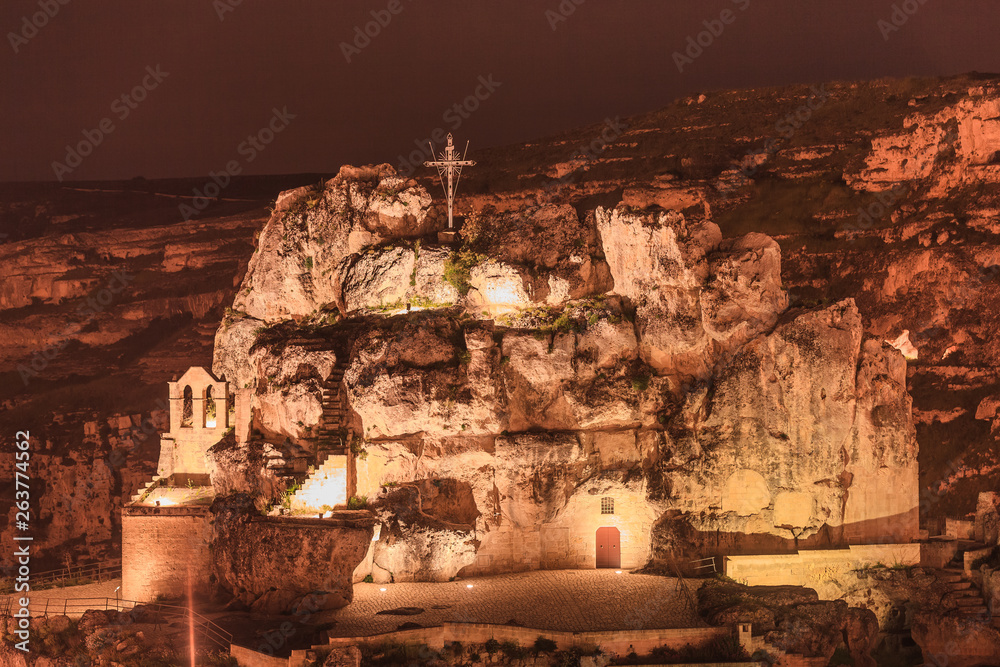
2;73;999;567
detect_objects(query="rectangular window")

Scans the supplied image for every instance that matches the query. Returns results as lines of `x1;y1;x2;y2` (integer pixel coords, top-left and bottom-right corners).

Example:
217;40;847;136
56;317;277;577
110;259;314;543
601;497;614;514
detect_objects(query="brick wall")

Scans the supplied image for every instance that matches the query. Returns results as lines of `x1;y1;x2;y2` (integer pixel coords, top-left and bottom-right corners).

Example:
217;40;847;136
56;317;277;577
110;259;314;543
121;507;212;601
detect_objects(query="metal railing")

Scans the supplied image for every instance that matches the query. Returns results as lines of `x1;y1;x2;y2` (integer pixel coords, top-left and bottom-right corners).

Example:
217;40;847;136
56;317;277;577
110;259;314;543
0;596;232;650
668;556;699;615
689;556;717;575
0;559;122;592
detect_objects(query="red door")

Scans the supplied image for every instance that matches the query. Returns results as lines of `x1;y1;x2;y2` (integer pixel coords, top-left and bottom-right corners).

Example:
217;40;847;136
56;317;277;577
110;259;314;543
596;527;621;568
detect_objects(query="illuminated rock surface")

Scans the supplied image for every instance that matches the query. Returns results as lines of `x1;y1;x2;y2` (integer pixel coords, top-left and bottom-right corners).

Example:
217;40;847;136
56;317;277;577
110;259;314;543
3;79;1000;654
210;494;374;613
697;579;878;665
208;165;918;585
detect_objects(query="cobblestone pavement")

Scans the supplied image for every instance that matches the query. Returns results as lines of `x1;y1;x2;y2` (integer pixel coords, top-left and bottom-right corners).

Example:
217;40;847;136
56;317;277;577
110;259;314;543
330;570;702;638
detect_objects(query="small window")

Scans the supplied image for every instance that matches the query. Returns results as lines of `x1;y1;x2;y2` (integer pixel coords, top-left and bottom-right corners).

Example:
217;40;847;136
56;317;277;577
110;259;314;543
601;497;614;515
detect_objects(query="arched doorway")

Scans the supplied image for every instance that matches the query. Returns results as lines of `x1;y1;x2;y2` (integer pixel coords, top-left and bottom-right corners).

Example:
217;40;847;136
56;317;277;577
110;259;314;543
596;527;620;568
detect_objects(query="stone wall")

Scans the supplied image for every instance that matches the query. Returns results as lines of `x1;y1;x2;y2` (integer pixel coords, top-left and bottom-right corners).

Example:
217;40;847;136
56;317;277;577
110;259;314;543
462;488;658;574
121;506;212;602
230;645;289;667
158;429;228;477
211;497;375;614
324;621;740;656
725;544;921;590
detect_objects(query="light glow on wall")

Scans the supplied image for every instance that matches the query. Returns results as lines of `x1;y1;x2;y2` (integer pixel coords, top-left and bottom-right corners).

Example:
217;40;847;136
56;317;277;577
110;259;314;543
290;456;348;512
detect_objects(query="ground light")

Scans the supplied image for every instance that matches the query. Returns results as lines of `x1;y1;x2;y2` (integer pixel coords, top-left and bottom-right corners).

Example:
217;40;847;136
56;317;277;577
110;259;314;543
616;570;622;574
466;584;473;589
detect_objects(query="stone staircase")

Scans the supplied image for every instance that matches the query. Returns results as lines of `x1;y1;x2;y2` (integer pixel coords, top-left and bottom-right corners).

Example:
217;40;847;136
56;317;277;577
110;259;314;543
288;453;349;512
274;336;358;511
129;475;163;503
314;363;354;466
285;336;354;464
940;568;990;618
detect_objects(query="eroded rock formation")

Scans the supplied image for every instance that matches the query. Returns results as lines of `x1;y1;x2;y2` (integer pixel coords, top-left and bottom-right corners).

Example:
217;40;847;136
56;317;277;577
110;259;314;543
654;299;919;557
698;579;878;666
210;494;374;614
207;164;919;585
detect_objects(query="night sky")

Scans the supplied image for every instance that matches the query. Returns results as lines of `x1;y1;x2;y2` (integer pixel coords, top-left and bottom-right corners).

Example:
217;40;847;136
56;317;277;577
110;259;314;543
3;0;999;182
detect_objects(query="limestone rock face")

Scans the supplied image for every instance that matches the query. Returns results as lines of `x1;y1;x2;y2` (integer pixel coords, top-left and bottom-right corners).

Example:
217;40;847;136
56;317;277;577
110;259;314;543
654;299;919;555
911;612;1000;667
595;206;786;380
702;233;787;350
848;88;1000;194
249;343;337;441
499;330;658;432
697;580;878;666
466;260;532;314
340;245;459;312
366;485;478;583
210;495;374;614
204;162;919;588
206;434;288;506
233;164;435;322
212;316;260;393
345;319;505;438
340;246;414;311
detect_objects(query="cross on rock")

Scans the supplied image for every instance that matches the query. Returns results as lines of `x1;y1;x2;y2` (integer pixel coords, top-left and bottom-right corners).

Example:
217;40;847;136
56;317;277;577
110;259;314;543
424;133;475;230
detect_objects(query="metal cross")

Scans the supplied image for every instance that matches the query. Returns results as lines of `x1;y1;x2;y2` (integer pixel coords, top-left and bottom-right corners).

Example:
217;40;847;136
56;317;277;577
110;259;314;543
424;133;476;229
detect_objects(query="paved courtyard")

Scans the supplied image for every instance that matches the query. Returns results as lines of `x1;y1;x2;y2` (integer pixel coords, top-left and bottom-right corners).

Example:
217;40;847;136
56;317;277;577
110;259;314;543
5;571;705;638
329;570;703;637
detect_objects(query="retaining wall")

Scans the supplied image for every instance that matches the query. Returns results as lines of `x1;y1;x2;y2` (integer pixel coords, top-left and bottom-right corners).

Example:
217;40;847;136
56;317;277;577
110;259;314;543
325;621;737;656
121;505;212;602
725;544;921;588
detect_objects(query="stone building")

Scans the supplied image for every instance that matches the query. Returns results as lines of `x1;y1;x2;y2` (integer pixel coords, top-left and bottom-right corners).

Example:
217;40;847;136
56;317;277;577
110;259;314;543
121;367;231;602
122;366;360;602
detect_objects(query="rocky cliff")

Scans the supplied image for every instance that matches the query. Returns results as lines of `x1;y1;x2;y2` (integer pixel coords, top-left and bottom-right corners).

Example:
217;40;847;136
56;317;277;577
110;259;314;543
210;162;919;578
3;74;1000;577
